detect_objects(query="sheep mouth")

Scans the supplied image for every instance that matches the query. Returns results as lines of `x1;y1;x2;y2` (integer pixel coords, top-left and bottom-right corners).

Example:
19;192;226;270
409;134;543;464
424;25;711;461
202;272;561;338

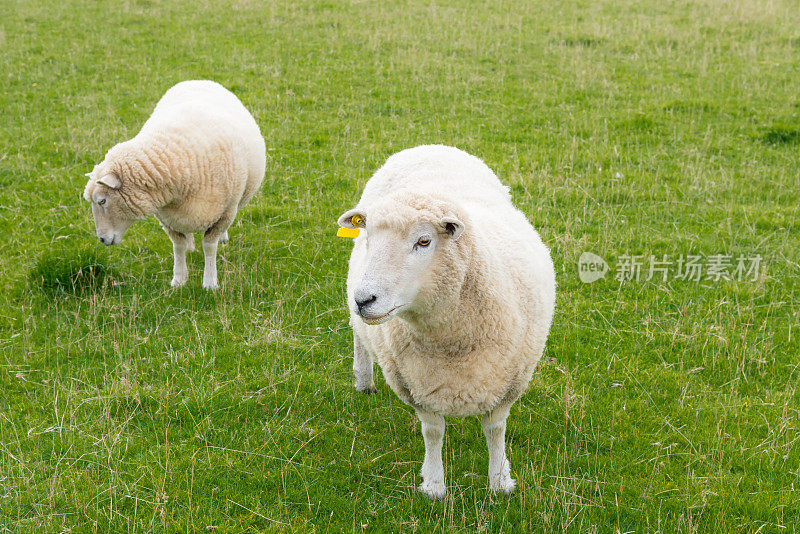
99;236;120;246
359;306;403;325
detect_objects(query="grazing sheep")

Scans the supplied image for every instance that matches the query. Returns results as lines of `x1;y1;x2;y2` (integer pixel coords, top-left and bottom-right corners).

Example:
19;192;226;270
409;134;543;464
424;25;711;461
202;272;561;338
338;145;556;498
83;80;266;289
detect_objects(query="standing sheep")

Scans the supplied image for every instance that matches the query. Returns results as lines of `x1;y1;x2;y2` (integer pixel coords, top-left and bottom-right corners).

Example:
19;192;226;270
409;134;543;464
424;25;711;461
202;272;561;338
337;145;556;498
83;80;266;289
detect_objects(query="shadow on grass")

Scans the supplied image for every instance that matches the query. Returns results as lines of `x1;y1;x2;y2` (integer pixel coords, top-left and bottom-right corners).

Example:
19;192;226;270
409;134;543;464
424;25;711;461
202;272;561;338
760;125;800;146
30;240;111;296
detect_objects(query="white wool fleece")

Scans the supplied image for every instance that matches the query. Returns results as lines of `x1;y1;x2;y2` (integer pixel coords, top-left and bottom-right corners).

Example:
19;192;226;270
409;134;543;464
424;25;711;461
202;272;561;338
83;80;266;289
340;145;556;499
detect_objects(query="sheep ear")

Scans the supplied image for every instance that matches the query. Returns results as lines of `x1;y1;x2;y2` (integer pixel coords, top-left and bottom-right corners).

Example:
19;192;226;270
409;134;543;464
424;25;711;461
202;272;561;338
83;172;94;201
337;208;366;229
440;217;464;240
97;173;121;189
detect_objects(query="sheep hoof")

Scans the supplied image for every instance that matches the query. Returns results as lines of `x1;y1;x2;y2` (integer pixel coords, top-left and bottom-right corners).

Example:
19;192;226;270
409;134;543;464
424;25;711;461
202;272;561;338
419;480;447;500
171;276;187;287
202;280;219;291
490;476;517;495
355;382;377;394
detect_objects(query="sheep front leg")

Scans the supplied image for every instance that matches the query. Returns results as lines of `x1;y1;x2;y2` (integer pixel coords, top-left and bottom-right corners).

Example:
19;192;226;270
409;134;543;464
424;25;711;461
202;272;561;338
202;238;219;290
165;228;191;287
482;402;516;494
353;332;376;393
416;409;447;499
202;211;235;290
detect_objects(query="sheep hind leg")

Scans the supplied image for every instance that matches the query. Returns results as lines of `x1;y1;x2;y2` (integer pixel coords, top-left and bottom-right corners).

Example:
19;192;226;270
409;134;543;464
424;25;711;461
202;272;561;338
164;228;191;287
202;210;236;291
353;332;376;393
219;230;229;244
416;409;447;499
482;401;516;494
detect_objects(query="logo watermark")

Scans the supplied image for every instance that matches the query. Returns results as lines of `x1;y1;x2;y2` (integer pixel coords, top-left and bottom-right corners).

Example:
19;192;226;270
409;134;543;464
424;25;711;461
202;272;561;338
578;252;610;283
578;253;763;284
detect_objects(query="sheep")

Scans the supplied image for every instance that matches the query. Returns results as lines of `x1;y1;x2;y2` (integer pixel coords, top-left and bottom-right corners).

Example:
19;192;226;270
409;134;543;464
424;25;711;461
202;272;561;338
83;80;266;290
337;145;556;499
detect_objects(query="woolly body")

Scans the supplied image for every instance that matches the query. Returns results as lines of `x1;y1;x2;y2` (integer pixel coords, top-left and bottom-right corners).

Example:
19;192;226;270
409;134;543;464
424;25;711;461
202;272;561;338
347;145;555;416
341;145;556;497
83;80;266;288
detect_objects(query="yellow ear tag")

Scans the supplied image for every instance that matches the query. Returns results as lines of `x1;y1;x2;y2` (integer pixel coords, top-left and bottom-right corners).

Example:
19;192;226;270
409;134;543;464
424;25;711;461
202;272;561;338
337;227;360;238
338;214;363;238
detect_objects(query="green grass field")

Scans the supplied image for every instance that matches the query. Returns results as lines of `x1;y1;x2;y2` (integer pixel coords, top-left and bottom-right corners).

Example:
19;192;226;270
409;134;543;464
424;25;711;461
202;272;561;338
2;0;800;531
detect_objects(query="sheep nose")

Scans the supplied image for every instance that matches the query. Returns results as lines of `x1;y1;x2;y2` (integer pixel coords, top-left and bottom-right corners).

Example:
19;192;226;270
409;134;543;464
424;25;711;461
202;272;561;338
355;294;377;313
98;236;107;245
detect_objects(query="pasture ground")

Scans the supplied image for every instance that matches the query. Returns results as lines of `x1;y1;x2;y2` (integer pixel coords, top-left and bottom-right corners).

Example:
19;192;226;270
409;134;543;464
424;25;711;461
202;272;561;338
1;0;799;531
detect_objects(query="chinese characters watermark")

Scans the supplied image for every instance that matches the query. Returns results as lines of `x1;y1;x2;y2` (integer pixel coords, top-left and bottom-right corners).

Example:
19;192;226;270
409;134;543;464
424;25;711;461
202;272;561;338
578;252;763;284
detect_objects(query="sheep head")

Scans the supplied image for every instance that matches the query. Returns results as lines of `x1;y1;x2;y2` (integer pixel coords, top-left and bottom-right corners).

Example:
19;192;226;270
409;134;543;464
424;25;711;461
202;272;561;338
83;167;135;246
339;191;467;325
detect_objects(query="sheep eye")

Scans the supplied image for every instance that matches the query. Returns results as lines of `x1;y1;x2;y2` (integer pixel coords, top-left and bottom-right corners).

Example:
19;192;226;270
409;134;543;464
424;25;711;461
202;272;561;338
98;199;106;206
416;237;431;248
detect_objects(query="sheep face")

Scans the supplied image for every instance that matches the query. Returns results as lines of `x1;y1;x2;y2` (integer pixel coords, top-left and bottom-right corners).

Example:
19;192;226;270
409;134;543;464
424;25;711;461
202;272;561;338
339;202;464;326
83;172;134;246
